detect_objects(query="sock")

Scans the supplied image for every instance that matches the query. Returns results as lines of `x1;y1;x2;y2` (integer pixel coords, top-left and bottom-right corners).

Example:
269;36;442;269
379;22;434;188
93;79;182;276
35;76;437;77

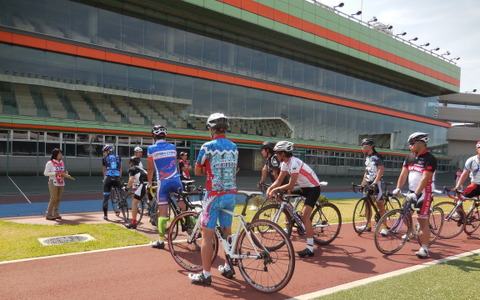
421;245;429;250
158;216;168;239
307;238;314;252
203;270;211;278
103;208;108;216
131;219;137;225
223;263;231;271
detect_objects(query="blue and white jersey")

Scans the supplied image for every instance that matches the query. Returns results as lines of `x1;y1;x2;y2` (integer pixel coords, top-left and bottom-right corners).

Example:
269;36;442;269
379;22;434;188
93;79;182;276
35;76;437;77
196;136;238;192
147;140;180;180
102;154;121;177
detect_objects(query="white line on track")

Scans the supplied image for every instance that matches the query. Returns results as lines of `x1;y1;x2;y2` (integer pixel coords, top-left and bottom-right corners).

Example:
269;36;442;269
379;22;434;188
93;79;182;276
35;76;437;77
8;176;31;203
289;248;480;300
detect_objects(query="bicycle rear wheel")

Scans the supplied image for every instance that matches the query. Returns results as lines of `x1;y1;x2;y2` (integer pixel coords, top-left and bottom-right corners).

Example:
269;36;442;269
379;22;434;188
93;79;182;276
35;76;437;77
464;205;480;235
119;196;129;222
168;211;218;272
150;201;159;227
252;204;293;238
236;219;295;293
433;202;464;239
374;209;411;255
423;206;444;245
312;202;342;245
110;188;121;217
352;198;372;234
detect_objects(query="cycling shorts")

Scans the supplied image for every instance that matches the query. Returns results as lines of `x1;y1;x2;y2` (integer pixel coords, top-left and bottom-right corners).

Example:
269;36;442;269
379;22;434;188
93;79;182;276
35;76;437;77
201;191;236;230
157;178;183;206
464;183;480;198
133;183;146;201
291;186;320;208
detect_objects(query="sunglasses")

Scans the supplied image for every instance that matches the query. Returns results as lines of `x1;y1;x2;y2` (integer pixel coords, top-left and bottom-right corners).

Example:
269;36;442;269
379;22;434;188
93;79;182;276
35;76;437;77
409;141;417;146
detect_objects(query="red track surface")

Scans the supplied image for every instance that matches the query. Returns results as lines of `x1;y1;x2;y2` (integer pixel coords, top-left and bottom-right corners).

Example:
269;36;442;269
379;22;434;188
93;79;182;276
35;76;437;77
2;213;480;300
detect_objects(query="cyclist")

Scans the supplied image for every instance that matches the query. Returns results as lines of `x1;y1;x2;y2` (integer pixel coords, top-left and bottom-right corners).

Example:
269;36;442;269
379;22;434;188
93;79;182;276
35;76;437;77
178;151;192;182
188;113;238;286
147;125;185;249
266;141;322;258
393;132;437;258
102;144;122;221
133;146;144;168
453;140;480;200
357;138;388;235
124;156;148;229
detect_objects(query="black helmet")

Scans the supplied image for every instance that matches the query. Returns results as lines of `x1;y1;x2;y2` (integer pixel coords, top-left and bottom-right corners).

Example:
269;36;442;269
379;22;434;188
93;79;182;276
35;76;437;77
129;156;140;166
360;138;375;147
152;125;167;138
261;141;275;150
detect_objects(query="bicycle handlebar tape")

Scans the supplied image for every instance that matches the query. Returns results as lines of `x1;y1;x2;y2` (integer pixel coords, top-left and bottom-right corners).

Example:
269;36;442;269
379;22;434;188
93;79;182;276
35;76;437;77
158;217;169;239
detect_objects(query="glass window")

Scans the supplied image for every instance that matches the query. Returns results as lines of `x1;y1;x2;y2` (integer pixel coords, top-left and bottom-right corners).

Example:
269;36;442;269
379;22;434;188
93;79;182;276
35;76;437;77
122;14;144;53
96;9;121;48
13;131;29;140
46;132;60;141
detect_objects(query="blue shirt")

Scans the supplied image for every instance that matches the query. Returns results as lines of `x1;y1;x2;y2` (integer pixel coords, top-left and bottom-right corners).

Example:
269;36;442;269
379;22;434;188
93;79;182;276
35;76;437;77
147;140;180;180
102;154;121;177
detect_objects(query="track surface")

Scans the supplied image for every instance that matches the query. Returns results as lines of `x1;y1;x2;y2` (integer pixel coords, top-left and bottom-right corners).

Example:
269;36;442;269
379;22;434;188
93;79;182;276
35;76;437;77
2;212;480;300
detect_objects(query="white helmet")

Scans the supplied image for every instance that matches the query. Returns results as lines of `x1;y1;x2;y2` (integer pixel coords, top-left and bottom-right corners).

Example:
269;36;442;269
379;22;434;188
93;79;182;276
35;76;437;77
407;132;429;143
152;125;167;137
206;113;229;129
274;141;294;152
134;146;143;152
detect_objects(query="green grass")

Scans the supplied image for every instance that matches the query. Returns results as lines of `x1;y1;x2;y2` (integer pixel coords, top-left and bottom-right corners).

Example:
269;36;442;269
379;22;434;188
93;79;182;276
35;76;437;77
315;253;480;300
0;220;150;262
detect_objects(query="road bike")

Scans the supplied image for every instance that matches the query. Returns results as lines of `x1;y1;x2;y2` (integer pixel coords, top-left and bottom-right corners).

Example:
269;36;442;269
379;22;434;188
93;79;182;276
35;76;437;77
351;182;401;234
374;193;444;255
168;208;295;293
251;186;342;247
110;185;129;221
433;187;480;239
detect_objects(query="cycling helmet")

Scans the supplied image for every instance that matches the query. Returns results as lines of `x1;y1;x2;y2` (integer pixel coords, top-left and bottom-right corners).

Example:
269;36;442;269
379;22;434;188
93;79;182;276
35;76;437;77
273;141;294;152
102;144;113;152
206;113;229;129
407;132;429;144
360;138;375;147
129;156;140;165
134;146;143;153
476;141;480;148
179;151;188;156
152;125;167;137
261;141;275;150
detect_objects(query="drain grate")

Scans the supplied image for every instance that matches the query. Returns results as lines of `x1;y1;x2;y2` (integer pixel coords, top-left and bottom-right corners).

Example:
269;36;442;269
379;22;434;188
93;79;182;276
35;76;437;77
38;234;95;246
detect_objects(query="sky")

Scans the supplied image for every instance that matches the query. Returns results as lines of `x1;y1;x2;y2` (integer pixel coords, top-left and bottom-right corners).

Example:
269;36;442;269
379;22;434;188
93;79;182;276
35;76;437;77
311;0;480;93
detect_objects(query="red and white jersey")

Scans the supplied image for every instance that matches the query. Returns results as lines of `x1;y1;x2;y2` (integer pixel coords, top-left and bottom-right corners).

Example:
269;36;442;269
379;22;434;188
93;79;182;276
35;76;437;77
280;156;320;188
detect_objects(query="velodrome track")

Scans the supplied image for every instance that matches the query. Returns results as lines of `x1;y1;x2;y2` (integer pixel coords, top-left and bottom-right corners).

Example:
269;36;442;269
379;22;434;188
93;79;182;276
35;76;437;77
2;211;480;300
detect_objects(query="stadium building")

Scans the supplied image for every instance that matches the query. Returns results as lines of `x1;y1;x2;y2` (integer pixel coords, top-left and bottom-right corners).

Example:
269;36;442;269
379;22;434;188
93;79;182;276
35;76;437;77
0;0;459;176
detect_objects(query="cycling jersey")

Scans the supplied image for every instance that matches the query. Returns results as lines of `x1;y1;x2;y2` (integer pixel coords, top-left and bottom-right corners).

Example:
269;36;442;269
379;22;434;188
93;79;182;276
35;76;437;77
265;154;281;181
196;135;238;192
464;155;480;184
365;151;384;182
179;159;191;181
402;150;437;218
103;154;121;177
128;166;147;189
148;140;183;204
280;156;320;188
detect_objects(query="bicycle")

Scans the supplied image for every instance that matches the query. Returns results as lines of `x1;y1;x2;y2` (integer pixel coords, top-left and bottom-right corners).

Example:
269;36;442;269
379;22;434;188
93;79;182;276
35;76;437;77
373;193;444;255
122;183;146;224
433;187;480;239
110;185;129;222
252;185;342;247
168;208;295;293
351;182;401;234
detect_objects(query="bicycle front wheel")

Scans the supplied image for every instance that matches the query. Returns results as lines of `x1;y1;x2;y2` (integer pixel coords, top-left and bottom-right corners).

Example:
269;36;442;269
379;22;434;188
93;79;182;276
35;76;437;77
312;202;342;245
433;202;464;239
423;206;444;246
110;188;121;217
464;205;480;235
374;209;411;255
385;196;401;211
168;211;218;272
352;198;372;234
236;219;295;293
134;198;145;224
119;197;129;222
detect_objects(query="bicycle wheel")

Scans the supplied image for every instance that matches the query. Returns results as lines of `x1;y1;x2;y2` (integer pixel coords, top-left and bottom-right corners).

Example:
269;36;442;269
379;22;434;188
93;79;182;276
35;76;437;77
150;201;159;227
293;197;305;213
168;211;218;272
424;206;444;245
464;205;480;235
385;196;401;211
133;199;145;224
119;196;129;222
434;201;465;239
352;198;372;234
236;219;295;293
311;202;341;245
252;204;293;238
374;209;411;255
110;188;121;217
